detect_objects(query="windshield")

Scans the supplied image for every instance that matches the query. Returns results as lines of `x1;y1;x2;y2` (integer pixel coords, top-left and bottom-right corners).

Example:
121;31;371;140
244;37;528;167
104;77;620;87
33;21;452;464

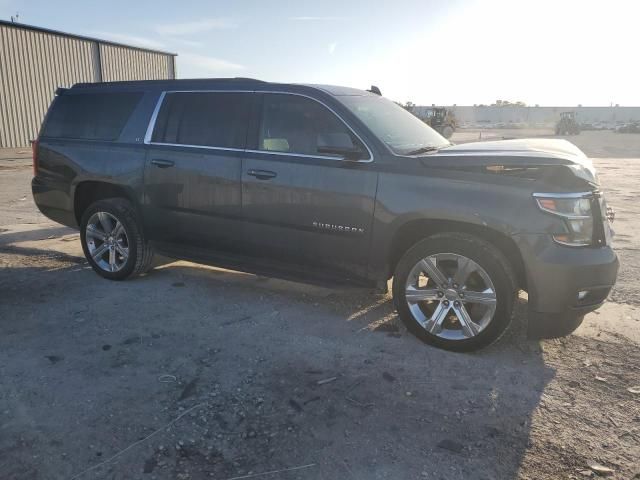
340;95;451;155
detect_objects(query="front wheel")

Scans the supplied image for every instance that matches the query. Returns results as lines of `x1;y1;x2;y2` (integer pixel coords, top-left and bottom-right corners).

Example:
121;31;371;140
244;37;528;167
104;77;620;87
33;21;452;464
441;125;454;139
80;198;154;280
392;233;517;352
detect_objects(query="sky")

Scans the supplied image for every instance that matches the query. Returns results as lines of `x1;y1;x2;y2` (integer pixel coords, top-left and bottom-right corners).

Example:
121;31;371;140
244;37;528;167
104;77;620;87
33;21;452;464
1;0;639;106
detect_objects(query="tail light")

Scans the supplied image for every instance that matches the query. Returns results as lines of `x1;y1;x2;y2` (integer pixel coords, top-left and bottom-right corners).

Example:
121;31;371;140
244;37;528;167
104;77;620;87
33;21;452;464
31;139;39;176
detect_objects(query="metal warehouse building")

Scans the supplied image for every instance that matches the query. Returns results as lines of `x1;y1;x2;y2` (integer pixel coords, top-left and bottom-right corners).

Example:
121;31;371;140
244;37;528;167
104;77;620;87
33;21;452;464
0;20;177;148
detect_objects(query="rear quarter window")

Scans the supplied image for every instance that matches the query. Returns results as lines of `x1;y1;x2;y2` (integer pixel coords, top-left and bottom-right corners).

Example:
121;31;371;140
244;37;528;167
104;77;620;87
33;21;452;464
42;92;142;141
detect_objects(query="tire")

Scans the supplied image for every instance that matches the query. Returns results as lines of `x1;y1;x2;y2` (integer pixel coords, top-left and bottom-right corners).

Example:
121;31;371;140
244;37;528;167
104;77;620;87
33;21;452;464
441;125;454;139
527;313;584;339
80;198;154;280
392;233;517;352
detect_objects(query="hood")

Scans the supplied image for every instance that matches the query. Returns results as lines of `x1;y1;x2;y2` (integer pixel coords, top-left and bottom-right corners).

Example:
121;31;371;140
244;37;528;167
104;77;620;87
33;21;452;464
423;138;597;184
440;138;588;162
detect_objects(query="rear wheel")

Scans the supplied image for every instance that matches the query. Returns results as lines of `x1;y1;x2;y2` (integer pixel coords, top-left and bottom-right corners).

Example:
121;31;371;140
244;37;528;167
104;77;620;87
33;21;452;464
441;125;454;139
80;198;154;280
392;233;517;352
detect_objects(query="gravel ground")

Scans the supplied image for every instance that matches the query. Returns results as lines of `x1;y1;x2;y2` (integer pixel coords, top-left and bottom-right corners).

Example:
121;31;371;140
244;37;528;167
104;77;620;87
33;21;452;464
1;131;639;479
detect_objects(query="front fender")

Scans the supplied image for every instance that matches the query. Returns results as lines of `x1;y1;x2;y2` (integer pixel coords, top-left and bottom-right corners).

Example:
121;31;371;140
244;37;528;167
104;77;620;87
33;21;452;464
368;172;544;279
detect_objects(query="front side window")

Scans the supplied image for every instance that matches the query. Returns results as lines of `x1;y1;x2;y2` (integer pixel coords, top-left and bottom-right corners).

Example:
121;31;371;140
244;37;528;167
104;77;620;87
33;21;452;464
259;94;368;159
152;92;250;149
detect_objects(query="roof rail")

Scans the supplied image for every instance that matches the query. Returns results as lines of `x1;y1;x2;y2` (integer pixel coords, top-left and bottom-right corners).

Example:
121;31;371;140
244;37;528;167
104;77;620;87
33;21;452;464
233;77;267;82
71;77;269;89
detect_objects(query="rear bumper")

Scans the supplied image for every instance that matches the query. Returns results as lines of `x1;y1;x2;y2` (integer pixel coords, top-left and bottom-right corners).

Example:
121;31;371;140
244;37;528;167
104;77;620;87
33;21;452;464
514;233;618;318
32;177;77;228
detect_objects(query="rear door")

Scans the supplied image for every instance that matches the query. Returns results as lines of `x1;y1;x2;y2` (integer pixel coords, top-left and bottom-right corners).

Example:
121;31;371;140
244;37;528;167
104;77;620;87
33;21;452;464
241;93;378;280
143;91;250;251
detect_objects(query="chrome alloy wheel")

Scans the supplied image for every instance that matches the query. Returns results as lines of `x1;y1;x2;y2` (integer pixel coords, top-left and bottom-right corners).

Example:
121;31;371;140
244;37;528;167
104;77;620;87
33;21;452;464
85;211;129;272
404;253;497;340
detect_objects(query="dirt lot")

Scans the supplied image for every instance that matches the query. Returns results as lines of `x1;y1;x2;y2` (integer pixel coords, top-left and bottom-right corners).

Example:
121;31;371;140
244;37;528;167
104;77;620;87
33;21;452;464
1;131;639;480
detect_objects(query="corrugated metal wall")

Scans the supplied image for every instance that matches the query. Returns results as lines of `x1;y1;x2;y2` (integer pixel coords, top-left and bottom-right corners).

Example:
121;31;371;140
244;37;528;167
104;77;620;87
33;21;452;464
100;44;174;82
0;23;175;148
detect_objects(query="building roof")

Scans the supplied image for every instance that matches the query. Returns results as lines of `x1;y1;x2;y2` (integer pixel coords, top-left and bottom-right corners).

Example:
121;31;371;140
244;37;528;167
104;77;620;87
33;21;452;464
0;19;177;56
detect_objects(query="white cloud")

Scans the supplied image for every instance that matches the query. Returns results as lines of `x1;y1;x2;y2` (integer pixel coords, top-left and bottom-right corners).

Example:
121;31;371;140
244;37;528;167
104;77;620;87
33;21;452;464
328;42;338;54
92;31;165;50
178;53;245;76
175;38;204;48
289;16;343;21
154;18;235;36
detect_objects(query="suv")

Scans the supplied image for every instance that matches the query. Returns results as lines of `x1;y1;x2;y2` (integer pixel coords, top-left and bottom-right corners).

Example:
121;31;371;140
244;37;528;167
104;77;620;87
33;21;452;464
32;78;618;351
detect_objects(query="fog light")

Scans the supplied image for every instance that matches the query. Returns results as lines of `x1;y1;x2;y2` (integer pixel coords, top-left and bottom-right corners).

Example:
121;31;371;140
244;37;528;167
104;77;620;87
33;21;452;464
575;287;610;307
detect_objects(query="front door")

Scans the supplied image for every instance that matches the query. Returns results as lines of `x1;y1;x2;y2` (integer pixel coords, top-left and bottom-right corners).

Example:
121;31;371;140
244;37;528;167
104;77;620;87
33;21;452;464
143;91;250;251
242;93;378;281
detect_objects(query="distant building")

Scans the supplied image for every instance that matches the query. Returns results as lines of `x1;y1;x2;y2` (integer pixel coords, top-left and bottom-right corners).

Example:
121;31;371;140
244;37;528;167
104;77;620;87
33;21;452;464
0;20;177;148
413;105;640;128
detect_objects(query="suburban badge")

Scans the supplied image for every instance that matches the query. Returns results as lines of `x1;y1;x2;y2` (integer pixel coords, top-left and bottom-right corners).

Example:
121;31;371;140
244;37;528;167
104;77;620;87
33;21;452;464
312;221;365;234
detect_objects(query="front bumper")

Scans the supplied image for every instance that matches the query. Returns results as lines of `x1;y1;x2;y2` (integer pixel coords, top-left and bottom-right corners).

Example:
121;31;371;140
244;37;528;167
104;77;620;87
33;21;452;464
514;233;619;318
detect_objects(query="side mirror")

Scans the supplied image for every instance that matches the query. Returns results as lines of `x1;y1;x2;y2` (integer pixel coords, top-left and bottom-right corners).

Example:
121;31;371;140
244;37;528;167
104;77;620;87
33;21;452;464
317;132;366;161
317;145;366;161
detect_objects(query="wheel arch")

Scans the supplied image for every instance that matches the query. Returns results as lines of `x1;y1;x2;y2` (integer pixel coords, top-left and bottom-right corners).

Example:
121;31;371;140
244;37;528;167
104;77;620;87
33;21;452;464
386;218;527;290
73;181;138;226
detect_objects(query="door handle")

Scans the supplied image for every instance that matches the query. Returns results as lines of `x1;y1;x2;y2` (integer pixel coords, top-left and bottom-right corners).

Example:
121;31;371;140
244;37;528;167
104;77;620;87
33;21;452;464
247;169;277;180
151;159;175;168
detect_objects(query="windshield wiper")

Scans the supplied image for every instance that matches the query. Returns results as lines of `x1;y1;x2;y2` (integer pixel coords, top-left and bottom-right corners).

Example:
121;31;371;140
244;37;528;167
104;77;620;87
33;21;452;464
404;145;441;156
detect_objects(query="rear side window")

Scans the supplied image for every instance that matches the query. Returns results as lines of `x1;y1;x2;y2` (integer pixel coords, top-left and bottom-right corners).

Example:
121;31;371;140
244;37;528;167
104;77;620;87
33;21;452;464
43;92;142;140
259;93;366;158
151;92;250;149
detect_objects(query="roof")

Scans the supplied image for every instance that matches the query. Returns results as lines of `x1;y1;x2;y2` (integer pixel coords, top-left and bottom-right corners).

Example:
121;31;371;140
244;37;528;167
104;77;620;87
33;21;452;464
0;19;176;56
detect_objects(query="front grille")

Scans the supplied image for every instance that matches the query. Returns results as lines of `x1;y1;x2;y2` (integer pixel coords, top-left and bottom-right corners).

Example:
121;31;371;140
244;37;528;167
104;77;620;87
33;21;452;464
590;192;608;247
605;205;615;222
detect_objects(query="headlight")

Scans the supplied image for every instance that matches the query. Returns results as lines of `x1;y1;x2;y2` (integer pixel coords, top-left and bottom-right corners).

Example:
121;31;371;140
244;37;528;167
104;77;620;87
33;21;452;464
533;192;594;246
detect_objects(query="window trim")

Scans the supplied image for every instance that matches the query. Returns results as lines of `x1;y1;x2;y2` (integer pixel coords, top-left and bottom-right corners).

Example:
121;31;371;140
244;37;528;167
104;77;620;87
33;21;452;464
144;90;374;163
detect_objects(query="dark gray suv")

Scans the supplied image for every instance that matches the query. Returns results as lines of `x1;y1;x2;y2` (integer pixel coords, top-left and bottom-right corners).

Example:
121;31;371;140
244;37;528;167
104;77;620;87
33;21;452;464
31;78;618;351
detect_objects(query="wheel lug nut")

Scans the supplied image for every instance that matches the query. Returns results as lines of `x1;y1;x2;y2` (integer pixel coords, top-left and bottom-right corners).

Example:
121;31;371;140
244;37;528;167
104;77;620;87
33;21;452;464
454;301;461;307
453;283;459;289
443;300;449;306
437;291;444;298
